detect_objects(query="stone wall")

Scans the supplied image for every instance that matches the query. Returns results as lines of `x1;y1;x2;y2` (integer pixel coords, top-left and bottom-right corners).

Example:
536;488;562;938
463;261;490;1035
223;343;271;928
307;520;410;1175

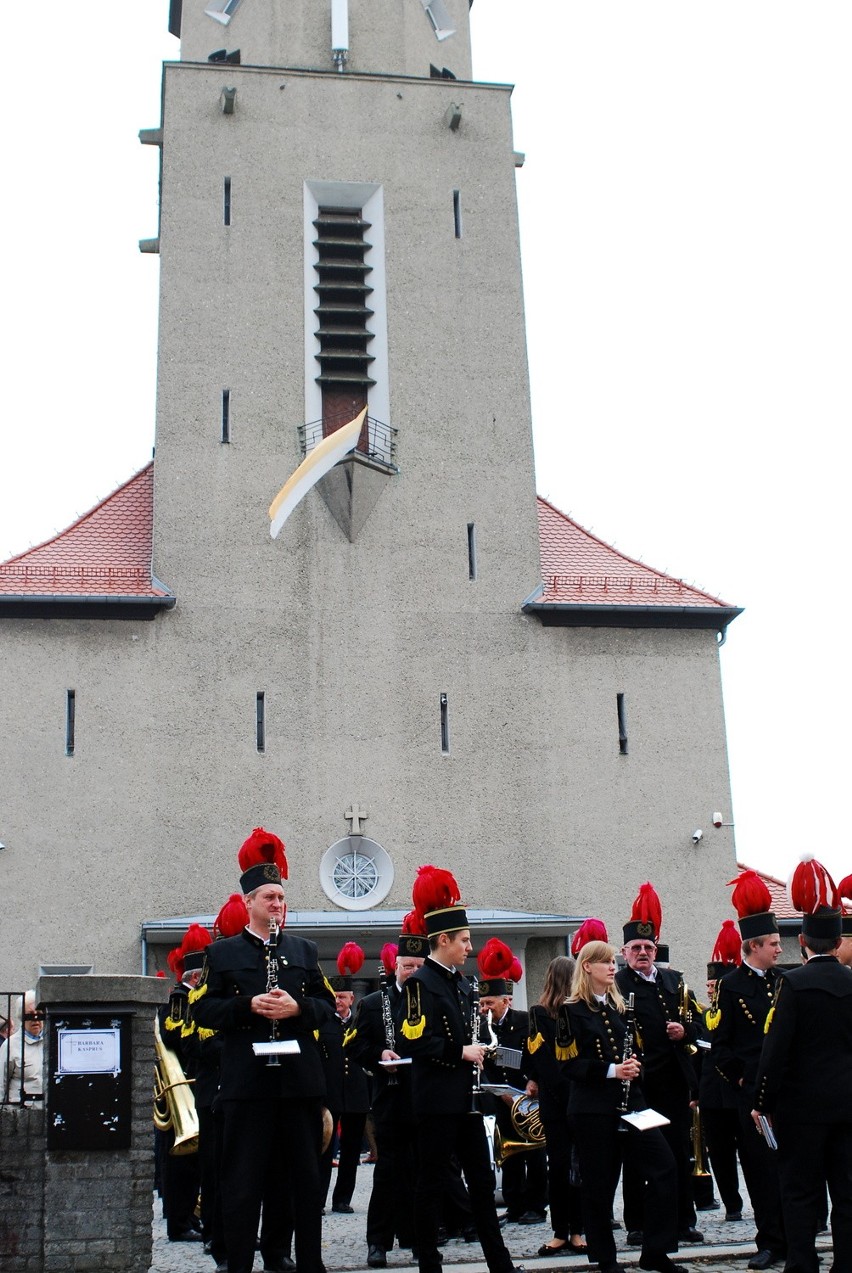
0;1103;46;1271
0;976;168;1273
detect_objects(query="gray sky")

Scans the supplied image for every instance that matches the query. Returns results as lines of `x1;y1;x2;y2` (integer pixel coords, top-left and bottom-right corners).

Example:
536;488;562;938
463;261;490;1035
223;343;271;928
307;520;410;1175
2;2;849;889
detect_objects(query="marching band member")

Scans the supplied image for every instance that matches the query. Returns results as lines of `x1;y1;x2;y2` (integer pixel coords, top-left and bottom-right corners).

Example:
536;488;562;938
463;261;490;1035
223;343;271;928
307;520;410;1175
566;941;684;1273
711;870;786;1270
319;942;371;1214
191;827;335;1273
699;920;745;1223
399;865;523;1273
614;883;703;1247
753;855;852;1273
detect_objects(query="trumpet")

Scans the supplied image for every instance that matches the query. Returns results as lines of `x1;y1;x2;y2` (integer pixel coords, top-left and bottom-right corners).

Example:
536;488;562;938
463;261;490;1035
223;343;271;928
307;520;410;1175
153;1012;199;1155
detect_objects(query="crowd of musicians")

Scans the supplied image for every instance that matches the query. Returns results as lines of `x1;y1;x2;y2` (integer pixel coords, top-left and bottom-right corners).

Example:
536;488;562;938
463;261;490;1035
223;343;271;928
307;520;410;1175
155;830;852;1273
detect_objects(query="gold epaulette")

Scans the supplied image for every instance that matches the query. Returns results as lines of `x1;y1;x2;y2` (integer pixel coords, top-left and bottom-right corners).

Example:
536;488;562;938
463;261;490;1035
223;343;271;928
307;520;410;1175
313;1028;320;1041
527;1031;544;1054
180;1019;196;1039
189;983;207;1004
164;1015;182;1032
706;1008;721;1031
401;983;425;1040
555;1039;578;1061
554;1004;576;1061
197;1026;216;1041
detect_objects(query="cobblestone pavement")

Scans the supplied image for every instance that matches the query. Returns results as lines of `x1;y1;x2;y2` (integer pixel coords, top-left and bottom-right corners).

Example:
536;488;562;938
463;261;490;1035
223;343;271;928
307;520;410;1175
150;1161;833;1273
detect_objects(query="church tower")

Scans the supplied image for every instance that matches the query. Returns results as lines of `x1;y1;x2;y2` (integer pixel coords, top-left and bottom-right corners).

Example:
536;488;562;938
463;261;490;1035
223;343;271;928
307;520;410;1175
0;0;741;988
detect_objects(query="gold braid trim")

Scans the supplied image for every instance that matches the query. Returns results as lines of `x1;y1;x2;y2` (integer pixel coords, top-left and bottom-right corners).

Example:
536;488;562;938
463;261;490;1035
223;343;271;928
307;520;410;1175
343;1026;357;1047
323;975;337;997
764;1004;775;1034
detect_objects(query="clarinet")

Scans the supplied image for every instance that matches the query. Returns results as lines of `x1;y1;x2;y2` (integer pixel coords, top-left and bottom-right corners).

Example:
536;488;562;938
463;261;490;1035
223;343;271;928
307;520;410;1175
617;992;636;1116
470;975;483;1113
264;917;282;1067
379;960;399;1088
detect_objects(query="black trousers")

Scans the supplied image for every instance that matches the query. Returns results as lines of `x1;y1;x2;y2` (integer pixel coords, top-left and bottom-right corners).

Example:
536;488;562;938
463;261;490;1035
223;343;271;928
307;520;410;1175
573;1112;678;1267
734;1097;785;1255
540;1114;584;1239
775;1114;852;1273
622;1067;696;1233
414;1112;514;1273
701;1105;744;1215
321;1109;367;1208
161;1128;200;1238
367;1113;419;1249
220;1098;324;1273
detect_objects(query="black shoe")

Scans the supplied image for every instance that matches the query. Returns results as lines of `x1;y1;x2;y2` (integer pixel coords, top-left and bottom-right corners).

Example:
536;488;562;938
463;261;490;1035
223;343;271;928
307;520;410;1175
639;1259;688;1273
500;1213;522;1227
435;1227;449;1247
610;1219;622;1230
600;1264;626;1273
517;1211;546;1225
264;1261;297;1273
696;1199;721;1211
625;1230;643;1246
367;1246;387;1268
747;1253;782;1271
725;1210;743;1222
332;1203;354;1214
168;1229;203;1242
678;1226;704;1243
462;1227;478;1243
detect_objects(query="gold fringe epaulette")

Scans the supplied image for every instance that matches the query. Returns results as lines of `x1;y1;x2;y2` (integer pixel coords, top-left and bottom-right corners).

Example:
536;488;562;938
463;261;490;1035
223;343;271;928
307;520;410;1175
706;1008;721;1031
180;1019;196;1039
164;1015;182;1032
555;1039;578;1061
189;983;207;1004
527;1031;544;1054
197;1026;216;1041
401;983;425;1039
343;1026;357;1047
313;1028;320;1041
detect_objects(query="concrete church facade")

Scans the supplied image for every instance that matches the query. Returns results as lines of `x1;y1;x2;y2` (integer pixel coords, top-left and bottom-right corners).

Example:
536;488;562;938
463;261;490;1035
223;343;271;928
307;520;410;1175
0;0;740;993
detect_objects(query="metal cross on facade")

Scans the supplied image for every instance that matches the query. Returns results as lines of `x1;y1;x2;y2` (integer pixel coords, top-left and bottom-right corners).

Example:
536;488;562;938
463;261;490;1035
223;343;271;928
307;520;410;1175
345;803;368;835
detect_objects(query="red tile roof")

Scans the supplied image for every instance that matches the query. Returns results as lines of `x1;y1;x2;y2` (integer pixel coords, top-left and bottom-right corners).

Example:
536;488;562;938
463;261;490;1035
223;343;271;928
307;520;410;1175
532;496;735;612
736;863;798;920
0;464;172;599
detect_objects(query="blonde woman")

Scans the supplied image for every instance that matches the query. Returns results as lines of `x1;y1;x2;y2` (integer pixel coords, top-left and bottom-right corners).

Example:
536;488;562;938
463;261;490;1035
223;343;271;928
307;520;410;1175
565;942;683;1273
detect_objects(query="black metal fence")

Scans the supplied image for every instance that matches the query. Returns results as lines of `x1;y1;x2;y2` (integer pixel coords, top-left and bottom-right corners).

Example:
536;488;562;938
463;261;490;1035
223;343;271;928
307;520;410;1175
298;415;399;471
0;991;43;1106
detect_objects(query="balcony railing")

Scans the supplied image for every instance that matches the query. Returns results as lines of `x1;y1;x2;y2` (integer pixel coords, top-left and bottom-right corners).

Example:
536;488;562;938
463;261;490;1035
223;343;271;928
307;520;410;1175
298;416;399;472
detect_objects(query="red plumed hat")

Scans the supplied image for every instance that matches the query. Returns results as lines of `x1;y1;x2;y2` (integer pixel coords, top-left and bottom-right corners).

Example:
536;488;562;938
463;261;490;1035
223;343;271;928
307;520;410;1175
412;865;468;936
707;919;741;979
622;882;662;945
837;874;852;904
380;943;398;976
571;917;608;956
509;957;523;983
398;908;430;958
180;923;212;972
167;945;184;981
214;893;249;939
337;942;365;977
238;826;288;894
788;853;842;941
727;869;778;940
477;937;514;996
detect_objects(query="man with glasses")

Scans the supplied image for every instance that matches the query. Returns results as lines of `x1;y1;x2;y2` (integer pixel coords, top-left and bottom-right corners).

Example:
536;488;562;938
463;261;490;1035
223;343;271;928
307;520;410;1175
615;894;703;1249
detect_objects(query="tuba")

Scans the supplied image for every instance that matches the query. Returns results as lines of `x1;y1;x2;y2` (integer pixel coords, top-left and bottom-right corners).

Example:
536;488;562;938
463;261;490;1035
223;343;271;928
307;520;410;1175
153;1012;199;1155
494;1094;546;1165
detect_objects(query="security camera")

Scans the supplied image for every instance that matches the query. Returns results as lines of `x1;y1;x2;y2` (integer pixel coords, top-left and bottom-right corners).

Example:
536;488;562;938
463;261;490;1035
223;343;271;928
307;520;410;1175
692;829;703;844
712;812;723;828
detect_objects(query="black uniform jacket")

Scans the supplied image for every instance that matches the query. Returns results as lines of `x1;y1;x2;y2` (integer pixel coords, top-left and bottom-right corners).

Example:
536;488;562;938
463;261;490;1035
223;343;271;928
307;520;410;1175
563;998;647;1117
755;956;852;1120
192;927;335;1102
525;1004;571;1121
399;957;475;1117
345;982;412;1119
317;1011;370;1113
710;962;779;1099
160;982;196;1074
615;965;698;1093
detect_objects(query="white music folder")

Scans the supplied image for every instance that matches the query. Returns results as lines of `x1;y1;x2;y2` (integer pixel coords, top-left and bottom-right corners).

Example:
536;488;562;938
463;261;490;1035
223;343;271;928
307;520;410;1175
620;1107;670;1131
252;1040;301;1057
